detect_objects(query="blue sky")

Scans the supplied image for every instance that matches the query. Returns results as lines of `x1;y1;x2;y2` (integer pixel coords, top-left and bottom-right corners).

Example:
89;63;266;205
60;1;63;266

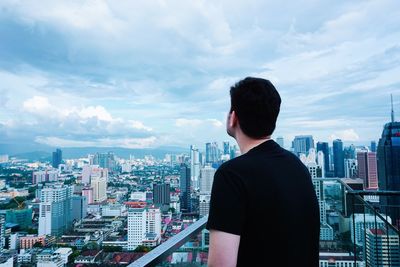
0;0;399;150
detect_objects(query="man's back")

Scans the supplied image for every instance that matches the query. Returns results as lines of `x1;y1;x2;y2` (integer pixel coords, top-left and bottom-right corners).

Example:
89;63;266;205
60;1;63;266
206;140;320;266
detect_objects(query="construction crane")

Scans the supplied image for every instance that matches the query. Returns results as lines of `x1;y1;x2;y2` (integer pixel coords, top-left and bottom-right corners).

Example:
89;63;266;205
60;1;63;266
12;197;25;209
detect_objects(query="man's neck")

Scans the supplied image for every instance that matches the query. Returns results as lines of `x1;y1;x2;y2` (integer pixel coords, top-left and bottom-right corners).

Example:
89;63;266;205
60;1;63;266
236;133;272;154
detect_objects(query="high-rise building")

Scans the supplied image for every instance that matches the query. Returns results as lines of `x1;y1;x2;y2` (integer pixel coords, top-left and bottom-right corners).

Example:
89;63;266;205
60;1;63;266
344;144;356;160
71;195;87;222
199;194;211;217
370;140;377;152
205;142;219;163
90;176;107;203
180;164;191;212
378;120;400;227
293;135;314;156
319;253;361;267
127;207;161;251
0;215;5;251
333;139;345;178
344;159;358;178
200;165;216;194
127;208;146;251
317;142;330;176
92;152;116;173
81;165;108;185
230;145;239;160
350;213;391;246
153;183;170;205
205;143;212;163
223;141;230;155
38;184;74;236
365;228;400;267
300;149;333;241
276;137;284;148
32;170;58;184
52;149;62;169
6;209;33;229
341;178;364;216
190;145;201;189
146;207;161;243
81;165;92;184
82;187;93;204
357;151;378;190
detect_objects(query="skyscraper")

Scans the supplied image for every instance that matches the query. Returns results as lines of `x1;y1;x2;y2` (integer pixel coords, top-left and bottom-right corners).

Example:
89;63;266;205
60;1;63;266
127;208;146;250
91;176;107;203
6;209;33;229
344;144;356;159
333;139;345;178
200;165;216;194
38;184;74;236
190;145;200;189
0;215;4;252
357;151;378;190
93;152;116;173
127;207;161;251
378;121;400;227
146;207;161;243
180;164;191;212
293;135;314;156
199;194;211;217
52;149;62;169
365;228;400;267
300;149;333;241
223;141;230;155
205;143;212;163
344;159;358;178
71;195;88;222
205;142;219;163
153;183;170;205
230;145;239;160
370;140;377;152
317;142;330;176
32;170;58;184
82;187;93;204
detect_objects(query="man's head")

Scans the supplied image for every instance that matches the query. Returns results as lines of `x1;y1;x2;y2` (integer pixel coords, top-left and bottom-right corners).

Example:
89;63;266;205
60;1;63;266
227;77;281;139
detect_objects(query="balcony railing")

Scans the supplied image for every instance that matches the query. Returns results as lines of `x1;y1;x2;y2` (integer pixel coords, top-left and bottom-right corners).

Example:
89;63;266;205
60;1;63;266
129;178;400;267
128;215;208;267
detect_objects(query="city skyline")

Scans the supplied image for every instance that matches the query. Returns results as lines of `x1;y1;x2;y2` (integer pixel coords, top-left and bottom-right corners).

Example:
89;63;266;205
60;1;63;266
1;1;400;150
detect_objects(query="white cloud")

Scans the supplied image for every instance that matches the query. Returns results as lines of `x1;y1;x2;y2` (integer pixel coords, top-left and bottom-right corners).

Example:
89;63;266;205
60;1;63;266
22;95;151;131
23;96;53;114
1;0;399;149
77;106;113;122
35;136;157;149
175;118;223;128
287;118;351;128
175;118;203;128
330;129;360;142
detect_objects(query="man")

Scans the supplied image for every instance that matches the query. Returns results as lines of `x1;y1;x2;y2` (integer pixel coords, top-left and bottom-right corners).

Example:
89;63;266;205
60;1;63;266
206;77;320;267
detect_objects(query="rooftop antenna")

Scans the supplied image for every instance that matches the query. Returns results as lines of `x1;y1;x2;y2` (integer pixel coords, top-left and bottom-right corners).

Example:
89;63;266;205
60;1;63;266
391;94;395;123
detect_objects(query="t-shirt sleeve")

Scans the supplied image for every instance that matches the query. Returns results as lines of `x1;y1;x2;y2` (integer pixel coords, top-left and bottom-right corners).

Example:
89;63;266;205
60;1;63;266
206;167;246;235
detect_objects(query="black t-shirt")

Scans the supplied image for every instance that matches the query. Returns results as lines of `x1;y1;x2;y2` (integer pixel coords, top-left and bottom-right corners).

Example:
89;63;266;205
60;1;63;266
206;140;320;266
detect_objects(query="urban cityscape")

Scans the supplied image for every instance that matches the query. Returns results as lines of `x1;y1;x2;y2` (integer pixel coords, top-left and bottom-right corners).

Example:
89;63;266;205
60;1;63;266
0;107;399;266
1;1;400;266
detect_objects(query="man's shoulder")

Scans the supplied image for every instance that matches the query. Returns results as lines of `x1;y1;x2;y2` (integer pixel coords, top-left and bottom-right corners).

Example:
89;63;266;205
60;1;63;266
217;154;248;172
218;147;308;175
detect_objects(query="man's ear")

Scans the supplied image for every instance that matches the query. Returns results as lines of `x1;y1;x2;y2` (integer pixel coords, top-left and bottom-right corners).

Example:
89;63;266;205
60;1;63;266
230;110;238;127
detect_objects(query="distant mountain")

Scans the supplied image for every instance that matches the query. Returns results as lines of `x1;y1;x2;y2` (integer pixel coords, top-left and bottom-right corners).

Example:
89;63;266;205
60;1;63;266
0;144;188;161
60;146;188;159
11;151;52;162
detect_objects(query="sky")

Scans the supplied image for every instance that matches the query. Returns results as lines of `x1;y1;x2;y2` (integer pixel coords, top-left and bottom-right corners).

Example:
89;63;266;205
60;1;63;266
0;0;400;151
